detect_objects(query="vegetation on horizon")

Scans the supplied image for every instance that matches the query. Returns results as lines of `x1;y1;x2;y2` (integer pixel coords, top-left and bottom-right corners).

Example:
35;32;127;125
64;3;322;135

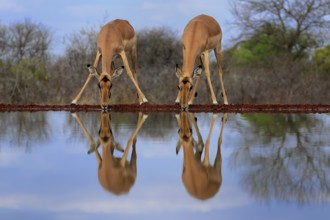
0;0;329;105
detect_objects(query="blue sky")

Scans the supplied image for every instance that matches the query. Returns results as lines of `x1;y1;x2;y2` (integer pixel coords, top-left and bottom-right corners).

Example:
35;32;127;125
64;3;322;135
0;0;235;54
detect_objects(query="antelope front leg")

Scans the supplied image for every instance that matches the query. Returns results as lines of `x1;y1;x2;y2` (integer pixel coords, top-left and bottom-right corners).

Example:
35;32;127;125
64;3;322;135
203;113;217;167
189;55;204;105
72;51;101;104
71;74;94;105
218;113;227;146
94;144;102;167
188;76;202;105
215;45;228;105
189;113;204;155
214;113;227;175
175;91;181;104
120;51;148;104
71;113;100;154
203;52;218;105
130;46;141;104
120;113;148;167
175;113;182;154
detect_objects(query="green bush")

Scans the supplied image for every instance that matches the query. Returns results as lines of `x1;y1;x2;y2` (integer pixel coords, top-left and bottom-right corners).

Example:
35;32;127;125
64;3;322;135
313;45;330;76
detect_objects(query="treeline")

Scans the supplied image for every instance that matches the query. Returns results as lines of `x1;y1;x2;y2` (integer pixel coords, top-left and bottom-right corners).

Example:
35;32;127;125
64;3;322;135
226;0;330;104
1;0;329;105
0;21;183;105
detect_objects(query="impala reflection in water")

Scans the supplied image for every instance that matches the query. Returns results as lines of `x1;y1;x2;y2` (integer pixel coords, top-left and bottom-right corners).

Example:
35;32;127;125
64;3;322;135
0;112;329;219
72;112;147;195
176;112;227;200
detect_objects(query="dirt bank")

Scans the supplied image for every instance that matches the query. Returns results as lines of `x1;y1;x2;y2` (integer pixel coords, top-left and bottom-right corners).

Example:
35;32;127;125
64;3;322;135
0;104;329;113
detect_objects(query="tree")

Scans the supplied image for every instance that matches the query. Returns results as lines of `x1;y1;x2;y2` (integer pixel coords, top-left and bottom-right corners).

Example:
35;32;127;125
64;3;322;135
0;20;51;104
224;0;330;104
0;23;7;55
313;45;330;76
231;0;330;59
48;27;98;104
137;28;181;68
136;28;182;103
49;27;183;104
231;24;286;66
1;19;51;63
232;114;330;203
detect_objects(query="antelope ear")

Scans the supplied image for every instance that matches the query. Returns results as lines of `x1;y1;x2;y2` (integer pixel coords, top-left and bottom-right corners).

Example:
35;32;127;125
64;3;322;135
192;65;203;78
87;64;98;74
176;64;183;78
112;66;124;79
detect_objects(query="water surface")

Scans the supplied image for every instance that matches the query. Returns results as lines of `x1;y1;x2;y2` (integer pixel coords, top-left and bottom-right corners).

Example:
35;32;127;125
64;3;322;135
0;111;329;220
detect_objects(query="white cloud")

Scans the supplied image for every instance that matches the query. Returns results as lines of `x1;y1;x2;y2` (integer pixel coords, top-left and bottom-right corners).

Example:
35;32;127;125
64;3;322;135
0;0;24;11
0;194;39;209
0;150;20;167
0;189;250;214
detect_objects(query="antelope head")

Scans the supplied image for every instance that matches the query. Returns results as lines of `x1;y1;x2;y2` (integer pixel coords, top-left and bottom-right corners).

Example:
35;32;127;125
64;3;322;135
98;111;113;143
178;111;193;141
176;64;202;111
98;66;124;109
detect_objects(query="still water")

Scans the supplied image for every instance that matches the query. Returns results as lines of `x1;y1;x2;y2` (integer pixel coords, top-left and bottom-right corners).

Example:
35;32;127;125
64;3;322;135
0;111;329;220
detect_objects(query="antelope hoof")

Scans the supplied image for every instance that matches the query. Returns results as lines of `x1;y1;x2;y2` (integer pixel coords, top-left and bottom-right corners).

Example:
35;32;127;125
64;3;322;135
142;114;149;121
101;106;109;112
140;114;149;124
71;100;78;105
212;101;218;105
140;98;148;105
88;144;97;154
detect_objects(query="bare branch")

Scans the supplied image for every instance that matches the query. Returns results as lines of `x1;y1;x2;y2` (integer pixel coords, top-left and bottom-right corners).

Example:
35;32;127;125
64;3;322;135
231;0;330;55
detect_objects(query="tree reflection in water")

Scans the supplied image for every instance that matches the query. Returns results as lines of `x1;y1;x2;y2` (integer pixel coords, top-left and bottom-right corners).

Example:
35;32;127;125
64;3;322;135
232;114;330;204
1;111;329;204
0;112;49;150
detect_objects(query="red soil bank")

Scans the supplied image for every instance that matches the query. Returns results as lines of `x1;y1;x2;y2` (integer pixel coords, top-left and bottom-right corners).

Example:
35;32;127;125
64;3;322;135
0;104;329;113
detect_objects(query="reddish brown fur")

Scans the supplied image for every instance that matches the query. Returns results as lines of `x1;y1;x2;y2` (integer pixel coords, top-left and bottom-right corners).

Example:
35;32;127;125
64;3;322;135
177;112;226;200
97;20;136;75
176;14;228;109
72;112;147;195
72;19;147;107
181;15;222;77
